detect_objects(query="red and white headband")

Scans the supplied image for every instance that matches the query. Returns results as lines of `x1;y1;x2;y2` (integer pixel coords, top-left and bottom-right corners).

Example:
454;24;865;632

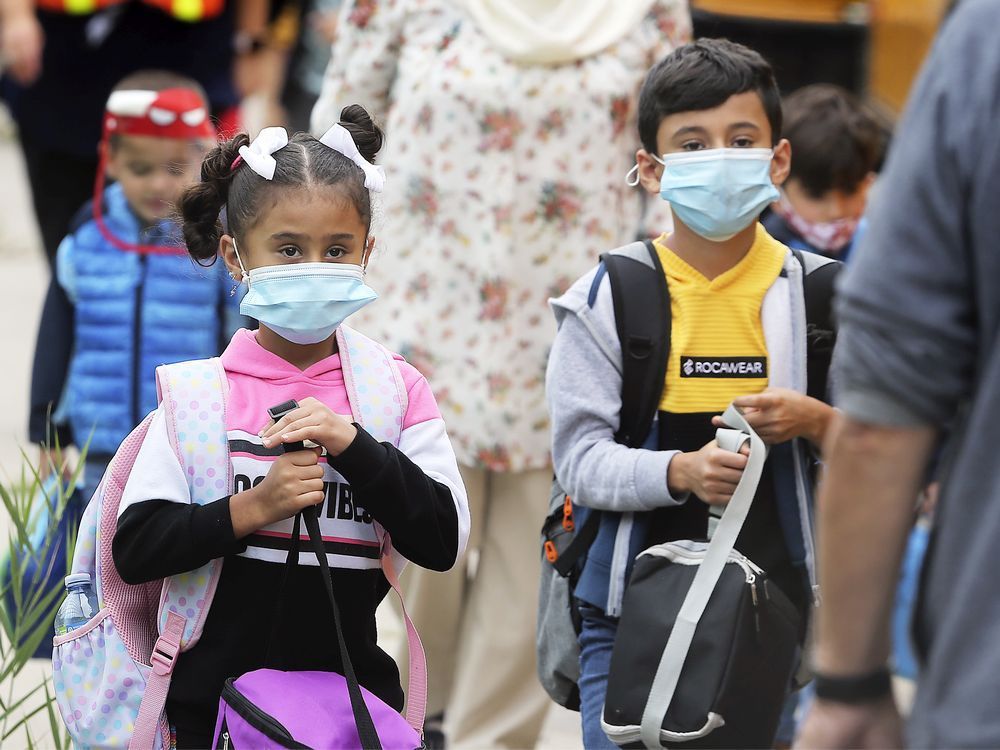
104;88;215;140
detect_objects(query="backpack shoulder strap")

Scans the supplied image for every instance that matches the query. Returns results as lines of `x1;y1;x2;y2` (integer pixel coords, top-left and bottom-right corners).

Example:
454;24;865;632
790;249;841;401
132;358;230;750
155;357;231;493
338;325;425;728
554;241;670;576
338;325;407;447
600;239;671;448
154;357;229;643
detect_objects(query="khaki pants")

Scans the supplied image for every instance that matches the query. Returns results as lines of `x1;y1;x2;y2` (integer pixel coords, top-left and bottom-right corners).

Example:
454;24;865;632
395;466;551;749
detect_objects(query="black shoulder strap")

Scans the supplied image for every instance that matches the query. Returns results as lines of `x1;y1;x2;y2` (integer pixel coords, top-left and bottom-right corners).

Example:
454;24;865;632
556;243;670;578
791;249;841;402
304;506;383;750
601;240;671;448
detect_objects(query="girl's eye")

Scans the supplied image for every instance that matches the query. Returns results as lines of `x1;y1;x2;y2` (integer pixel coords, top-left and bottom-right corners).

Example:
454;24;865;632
681;141;704;152
732;137;755;148
326;246;347;258
278;246;302;258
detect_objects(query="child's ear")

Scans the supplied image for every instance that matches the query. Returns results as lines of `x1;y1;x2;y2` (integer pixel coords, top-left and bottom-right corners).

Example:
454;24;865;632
220;234;244;280
102;142;119;180
635;149;663;197
769;139;792;187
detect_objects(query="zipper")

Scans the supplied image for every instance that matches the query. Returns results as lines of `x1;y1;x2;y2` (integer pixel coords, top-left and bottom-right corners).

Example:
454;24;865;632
642;543;779;636
222;733;229;750
221;679;308;748
606;513;634;617
644;542;764;582
131;253;147;428
787;260;821;606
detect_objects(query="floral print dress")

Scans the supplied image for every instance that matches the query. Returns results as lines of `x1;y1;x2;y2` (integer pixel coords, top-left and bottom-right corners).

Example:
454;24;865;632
315;0;691;472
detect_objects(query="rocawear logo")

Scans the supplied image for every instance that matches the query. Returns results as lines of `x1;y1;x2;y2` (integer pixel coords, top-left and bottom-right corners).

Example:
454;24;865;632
680;356;767;378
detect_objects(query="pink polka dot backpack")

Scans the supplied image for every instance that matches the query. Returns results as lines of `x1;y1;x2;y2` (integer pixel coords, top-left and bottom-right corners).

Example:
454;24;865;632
51;326;427;750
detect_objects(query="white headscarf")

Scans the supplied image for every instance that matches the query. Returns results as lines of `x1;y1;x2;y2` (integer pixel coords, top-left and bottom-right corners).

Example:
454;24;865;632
456;0;658;66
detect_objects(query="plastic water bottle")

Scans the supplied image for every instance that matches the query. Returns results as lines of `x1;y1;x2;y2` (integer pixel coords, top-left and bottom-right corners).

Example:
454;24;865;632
54;573;98;636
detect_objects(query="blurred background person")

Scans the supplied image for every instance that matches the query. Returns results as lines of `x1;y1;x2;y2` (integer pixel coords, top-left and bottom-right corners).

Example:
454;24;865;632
28;71;241;500
311;1;690;747
279;0;340;131
762;83;892;261
796;1;1000;747
0;0;269;267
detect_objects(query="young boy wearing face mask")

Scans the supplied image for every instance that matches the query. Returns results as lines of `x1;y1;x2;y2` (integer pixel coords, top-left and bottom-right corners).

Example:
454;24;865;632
546;39;840;748
761;84;890;262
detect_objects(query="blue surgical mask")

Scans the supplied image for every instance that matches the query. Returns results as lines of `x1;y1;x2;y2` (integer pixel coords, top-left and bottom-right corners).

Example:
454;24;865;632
654;148;779;242
233;240;378;345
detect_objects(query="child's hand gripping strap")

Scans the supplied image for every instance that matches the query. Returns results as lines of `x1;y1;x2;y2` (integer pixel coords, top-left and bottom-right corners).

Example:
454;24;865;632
637;405;769;749
131;358;230;750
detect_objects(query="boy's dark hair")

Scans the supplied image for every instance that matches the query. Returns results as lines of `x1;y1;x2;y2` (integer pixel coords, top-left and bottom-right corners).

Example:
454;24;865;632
783;84;892;198
638;38;782;154
178;104;384;264
110;69;208;100
107;70;209;150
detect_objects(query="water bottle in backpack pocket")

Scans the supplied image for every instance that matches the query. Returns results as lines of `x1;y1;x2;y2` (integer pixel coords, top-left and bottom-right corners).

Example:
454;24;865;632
53;604;158;747
55;574;99;635
53;573;150;746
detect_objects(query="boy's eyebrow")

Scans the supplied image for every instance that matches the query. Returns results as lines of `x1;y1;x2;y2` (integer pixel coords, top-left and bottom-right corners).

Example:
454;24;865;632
727;121;761;131
671;125;709;139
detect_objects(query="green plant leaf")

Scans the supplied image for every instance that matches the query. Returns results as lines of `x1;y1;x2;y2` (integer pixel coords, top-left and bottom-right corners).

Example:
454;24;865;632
0;484;30;557
0;680;47;723
43;680;66;750
3;698;51;741
2;589;62;681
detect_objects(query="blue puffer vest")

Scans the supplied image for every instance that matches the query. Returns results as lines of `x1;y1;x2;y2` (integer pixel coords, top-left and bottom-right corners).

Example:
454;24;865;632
59;183;228;456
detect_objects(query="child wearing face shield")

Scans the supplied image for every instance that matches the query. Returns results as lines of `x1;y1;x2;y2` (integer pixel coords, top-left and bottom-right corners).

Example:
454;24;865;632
761;83;891;262
546;39;840;748
28;70;239;502
103;105;469;748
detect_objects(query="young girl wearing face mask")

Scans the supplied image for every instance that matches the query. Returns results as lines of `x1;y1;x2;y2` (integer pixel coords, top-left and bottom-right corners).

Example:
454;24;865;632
110;104;470;749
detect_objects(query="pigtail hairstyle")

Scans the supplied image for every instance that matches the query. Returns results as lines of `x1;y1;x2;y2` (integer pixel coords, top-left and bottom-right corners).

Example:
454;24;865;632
178;104;384;265
337;104;384;165
179;133;249;265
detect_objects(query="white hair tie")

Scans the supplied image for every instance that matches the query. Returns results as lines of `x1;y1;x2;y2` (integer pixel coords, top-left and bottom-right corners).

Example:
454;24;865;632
235;127;289;180
319;123;385;193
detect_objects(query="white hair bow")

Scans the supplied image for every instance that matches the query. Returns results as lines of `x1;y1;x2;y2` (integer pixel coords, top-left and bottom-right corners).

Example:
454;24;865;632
319;123;386;193
237;127;289;180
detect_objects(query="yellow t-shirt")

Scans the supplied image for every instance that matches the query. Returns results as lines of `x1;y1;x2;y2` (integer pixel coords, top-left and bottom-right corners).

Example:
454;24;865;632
657;224;786;414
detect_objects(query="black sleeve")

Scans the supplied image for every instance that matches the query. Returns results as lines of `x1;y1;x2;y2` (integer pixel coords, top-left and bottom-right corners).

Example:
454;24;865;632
113;497;248;584
29;277;75;446
328;426;459;572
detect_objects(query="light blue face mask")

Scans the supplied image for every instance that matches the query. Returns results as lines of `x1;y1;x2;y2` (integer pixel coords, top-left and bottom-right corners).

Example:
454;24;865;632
654;148;779;242
234;240;378;345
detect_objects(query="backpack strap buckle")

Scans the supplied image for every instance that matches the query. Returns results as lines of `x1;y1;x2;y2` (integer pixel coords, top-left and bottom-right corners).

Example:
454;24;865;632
150;611;185;676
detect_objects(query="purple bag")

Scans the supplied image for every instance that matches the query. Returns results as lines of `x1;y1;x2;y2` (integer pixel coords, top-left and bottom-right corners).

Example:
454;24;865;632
212;670;421;749
211;430;427;750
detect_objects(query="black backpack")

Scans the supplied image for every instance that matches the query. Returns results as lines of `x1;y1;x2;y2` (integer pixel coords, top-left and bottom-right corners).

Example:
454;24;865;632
536;239;840;711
